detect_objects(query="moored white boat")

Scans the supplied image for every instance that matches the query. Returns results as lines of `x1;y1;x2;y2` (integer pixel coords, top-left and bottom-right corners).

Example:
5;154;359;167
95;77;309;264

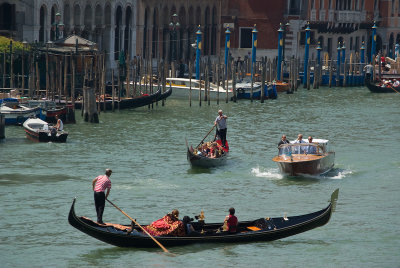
23;118;68;142
0;102;42;125
133;77;233;100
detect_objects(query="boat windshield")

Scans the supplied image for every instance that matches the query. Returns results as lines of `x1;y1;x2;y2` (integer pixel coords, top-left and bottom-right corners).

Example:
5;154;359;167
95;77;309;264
278;143;324;156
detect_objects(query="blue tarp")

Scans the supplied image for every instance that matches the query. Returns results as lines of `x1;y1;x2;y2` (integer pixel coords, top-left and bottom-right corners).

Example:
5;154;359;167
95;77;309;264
0;98;18;104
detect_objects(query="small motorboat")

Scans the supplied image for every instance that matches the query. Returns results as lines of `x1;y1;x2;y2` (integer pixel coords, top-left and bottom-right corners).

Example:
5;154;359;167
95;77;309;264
272;139;335;176
23;118;68;142
0;101;42;125
187;139;229;168
68;189;339;248
275;81;290;92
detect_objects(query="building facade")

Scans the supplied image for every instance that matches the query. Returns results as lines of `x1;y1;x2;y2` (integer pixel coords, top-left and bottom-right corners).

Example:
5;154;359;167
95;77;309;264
0;0;137;70
135;0;222;62
0;0;223;69
220;0;286;59
1;0;398;68
285;0;400;61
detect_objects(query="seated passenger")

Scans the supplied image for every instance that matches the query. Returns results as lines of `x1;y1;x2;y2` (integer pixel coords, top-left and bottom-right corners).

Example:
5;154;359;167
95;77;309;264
223;207;238;233
182;216;196;235
294;134;307;154
306;136;317;154
278;135;291;155
143;209;185;237
209;143;218;158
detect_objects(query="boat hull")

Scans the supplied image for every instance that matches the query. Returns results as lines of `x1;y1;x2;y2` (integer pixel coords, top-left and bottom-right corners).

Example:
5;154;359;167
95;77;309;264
0;106;42;125
74;88;166;110
187;149;228;167
23;118;68;142
273;152;335;176
365;79;399;93
187;140;229;168
275;82;290;92
68;189;338;248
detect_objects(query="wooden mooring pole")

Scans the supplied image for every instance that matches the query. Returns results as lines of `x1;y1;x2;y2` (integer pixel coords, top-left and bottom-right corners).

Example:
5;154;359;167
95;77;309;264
0;114;5;139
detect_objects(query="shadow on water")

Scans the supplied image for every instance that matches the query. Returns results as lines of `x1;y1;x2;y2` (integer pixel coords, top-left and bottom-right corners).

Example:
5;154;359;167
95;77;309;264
0;173;77;185
187;166;213;174
78;238;331;259
0;137;29;144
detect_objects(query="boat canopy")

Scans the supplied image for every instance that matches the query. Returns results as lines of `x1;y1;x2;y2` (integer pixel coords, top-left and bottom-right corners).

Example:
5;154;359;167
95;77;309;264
278;142;325;156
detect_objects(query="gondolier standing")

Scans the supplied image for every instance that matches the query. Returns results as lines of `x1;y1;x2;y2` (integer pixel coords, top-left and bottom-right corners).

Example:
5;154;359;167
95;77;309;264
363;62;374;82
214;110;228;148
92;169;112;224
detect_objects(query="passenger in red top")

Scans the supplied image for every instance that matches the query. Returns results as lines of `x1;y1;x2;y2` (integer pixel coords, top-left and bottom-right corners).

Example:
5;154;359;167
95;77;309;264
224;207;238;233
92;169;112;224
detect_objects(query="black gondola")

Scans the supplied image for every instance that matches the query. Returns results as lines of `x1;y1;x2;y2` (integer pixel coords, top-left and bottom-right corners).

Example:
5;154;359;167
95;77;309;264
186;139;229;168
365;79;400;93
74;87;171;110
68;189;339;248
156;86;173;101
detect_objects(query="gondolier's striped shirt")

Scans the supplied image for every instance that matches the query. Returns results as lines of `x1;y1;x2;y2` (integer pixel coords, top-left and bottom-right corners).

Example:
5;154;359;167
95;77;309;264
93;175;111;192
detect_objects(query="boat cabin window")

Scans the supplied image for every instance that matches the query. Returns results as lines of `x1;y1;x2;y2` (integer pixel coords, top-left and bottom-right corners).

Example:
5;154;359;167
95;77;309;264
278;143;324;156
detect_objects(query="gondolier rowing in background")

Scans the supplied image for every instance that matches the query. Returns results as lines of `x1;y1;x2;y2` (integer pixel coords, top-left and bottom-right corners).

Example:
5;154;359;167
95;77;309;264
214;109;228;148
92;169;112;224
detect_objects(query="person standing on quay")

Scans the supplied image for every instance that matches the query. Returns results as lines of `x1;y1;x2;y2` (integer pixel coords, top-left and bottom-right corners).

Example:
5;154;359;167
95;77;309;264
214;109;228;148
92;169;112;224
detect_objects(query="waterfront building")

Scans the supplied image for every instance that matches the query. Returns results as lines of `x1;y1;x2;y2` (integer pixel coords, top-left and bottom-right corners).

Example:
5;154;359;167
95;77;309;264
0;0;222;71
1;0;398;69
285;0;400;61
220;0;286;59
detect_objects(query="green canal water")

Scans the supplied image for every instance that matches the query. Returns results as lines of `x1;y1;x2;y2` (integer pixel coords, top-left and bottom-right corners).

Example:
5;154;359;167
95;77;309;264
0;87;399;267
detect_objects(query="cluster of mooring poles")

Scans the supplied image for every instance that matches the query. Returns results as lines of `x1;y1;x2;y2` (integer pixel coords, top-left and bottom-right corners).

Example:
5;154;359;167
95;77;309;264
2;21;400;122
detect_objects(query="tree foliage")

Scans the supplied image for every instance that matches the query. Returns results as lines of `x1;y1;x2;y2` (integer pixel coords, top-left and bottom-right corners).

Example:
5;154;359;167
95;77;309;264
0;36;31;52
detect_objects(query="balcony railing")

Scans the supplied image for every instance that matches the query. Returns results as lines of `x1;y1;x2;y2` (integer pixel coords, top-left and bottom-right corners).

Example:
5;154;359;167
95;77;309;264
337;11;366;23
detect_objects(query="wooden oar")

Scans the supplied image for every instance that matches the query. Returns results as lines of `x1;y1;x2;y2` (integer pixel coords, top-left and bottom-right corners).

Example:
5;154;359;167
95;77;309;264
106;198;169;253
388;84;400;94
196;125;216;148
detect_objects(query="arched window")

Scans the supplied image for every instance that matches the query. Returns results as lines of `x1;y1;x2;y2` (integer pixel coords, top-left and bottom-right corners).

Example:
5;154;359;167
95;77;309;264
83;5;92;39
151;8;157;58
39;5;47;42
73;4;81;34
115;6;122;60
289;0;300;15
392;0;395;16
125;7;132;55
389;33;394;58
64;4;70;34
